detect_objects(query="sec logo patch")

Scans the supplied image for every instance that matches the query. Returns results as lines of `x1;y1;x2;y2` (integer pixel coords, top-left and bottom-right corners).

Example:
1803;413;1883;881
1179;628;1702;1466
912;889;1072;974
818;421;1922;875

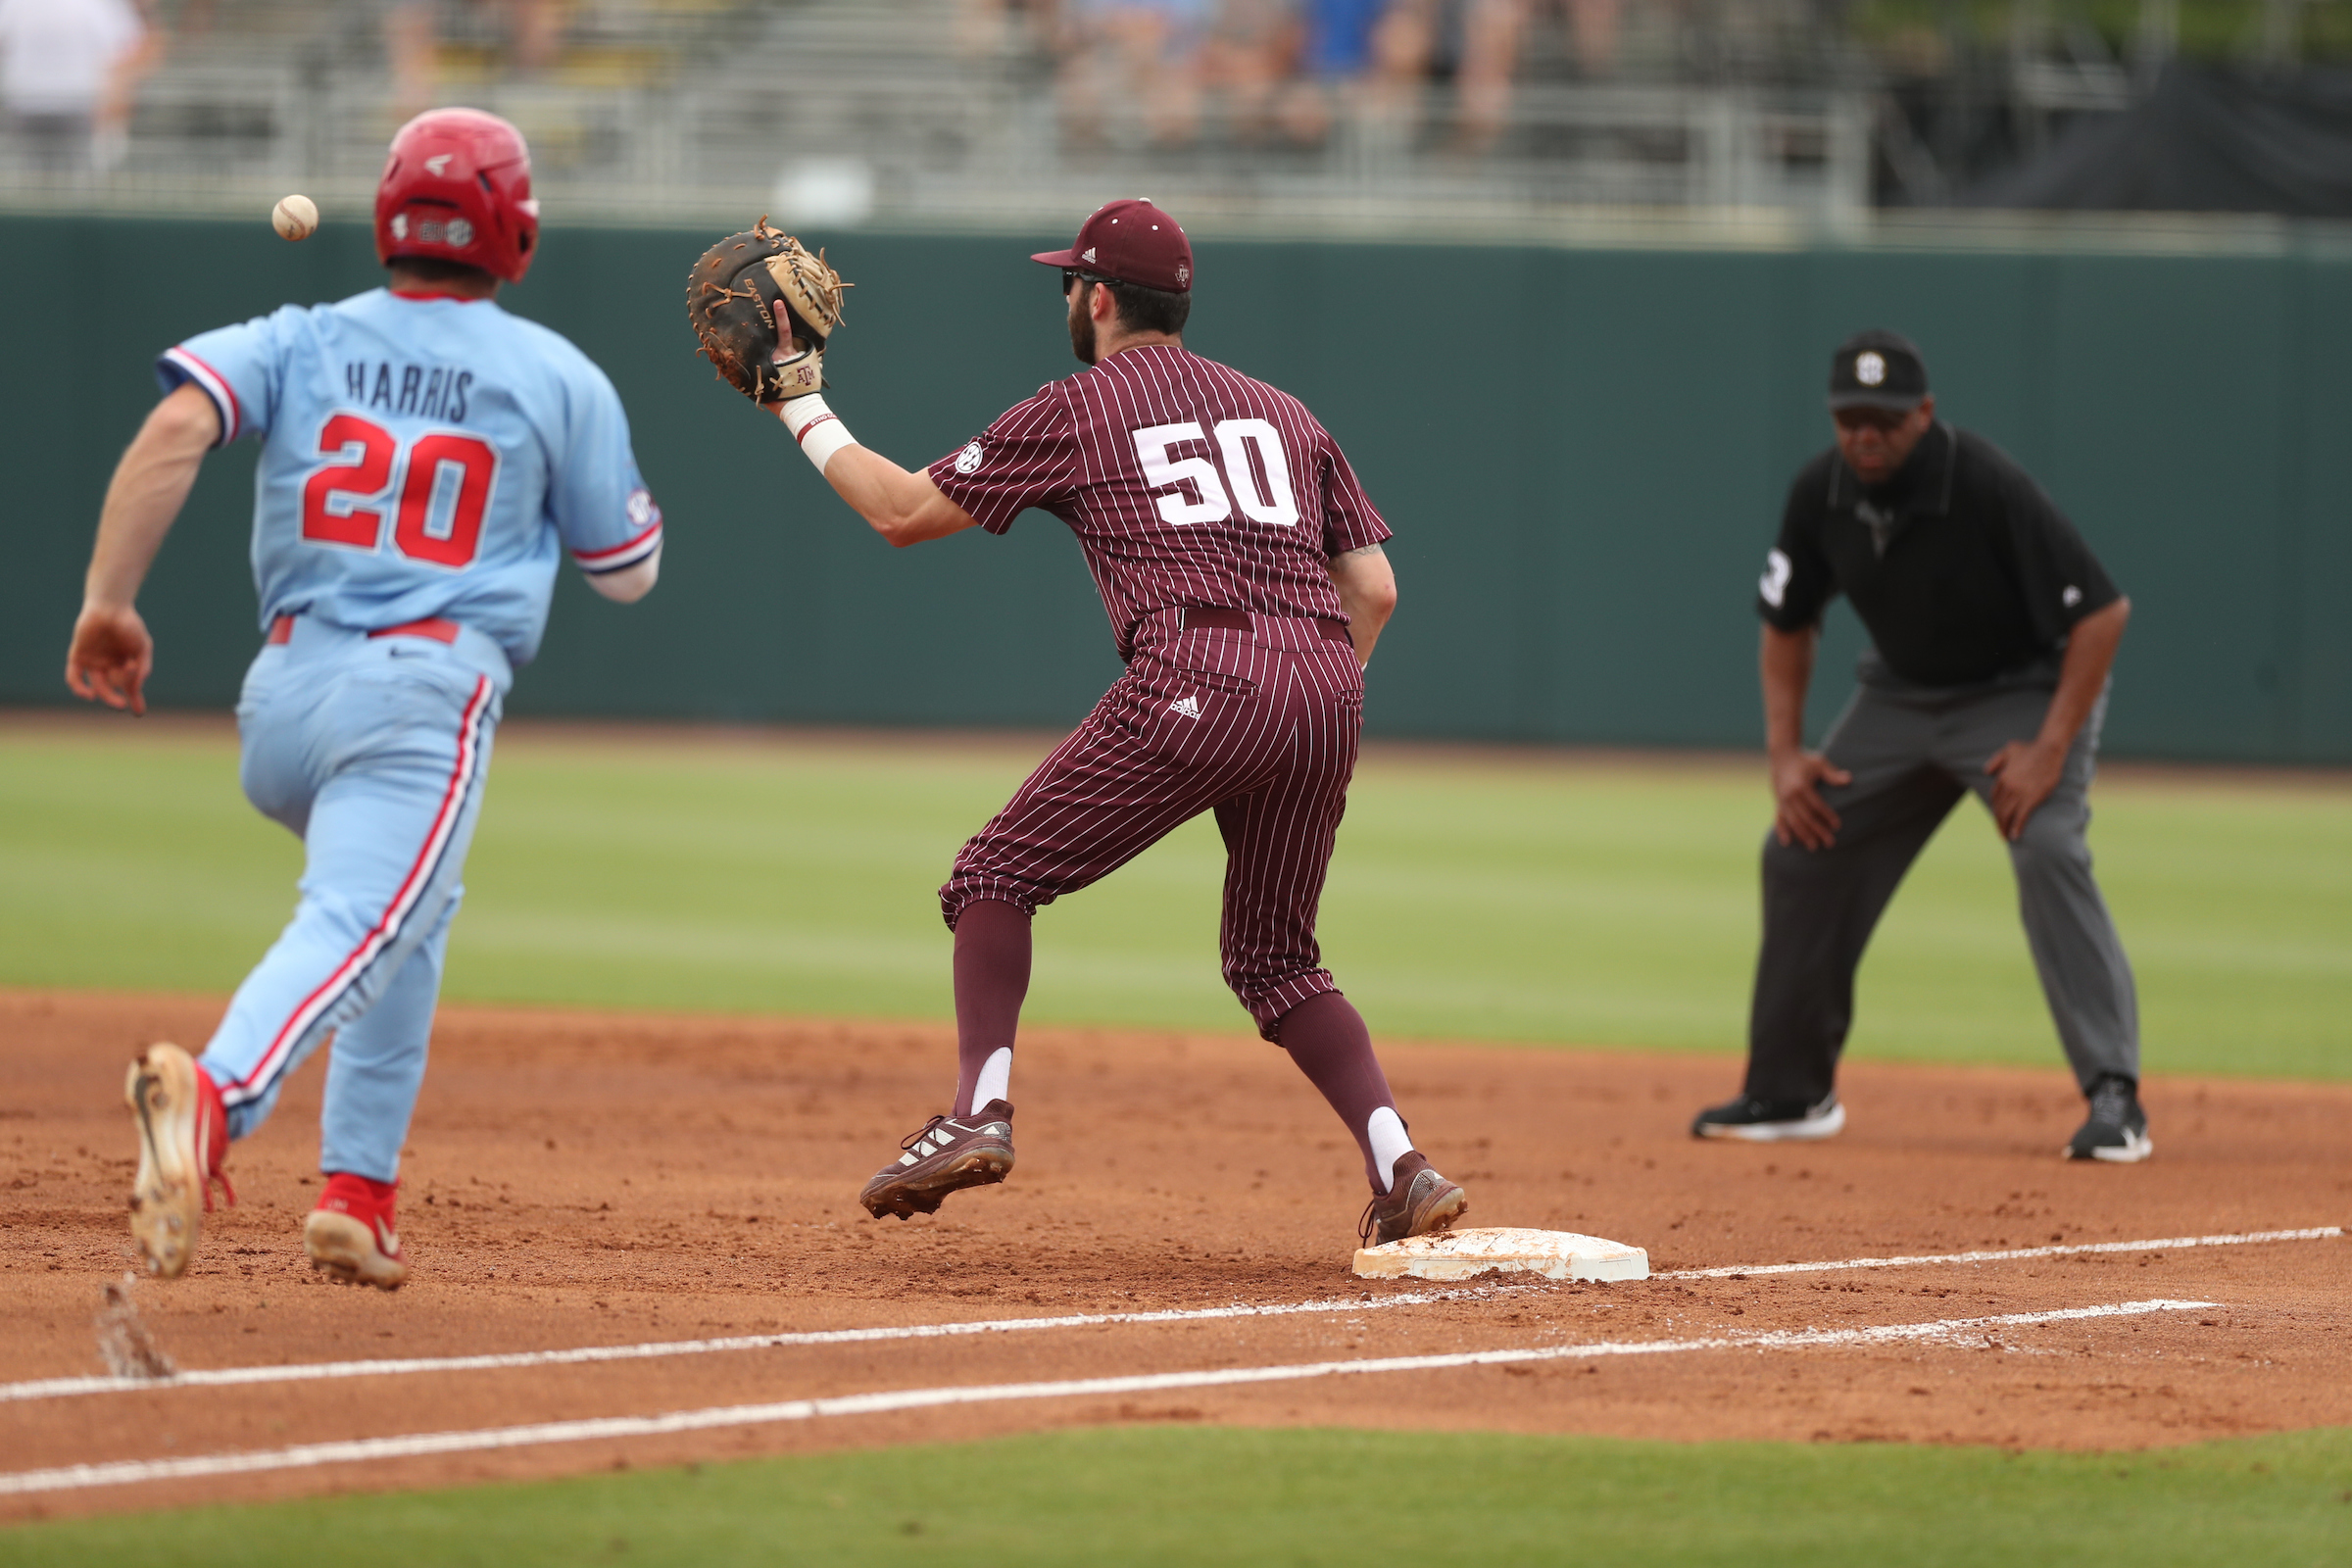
954;440;984;475
626;487;661;528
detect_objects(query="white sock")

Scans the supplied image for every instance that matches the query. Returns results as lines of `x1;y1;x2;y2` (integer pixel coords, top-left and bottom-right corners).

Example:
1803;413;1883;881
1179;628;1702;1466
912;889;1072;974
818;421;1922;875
969;1047;1012;1117
1366;1106;1414;1194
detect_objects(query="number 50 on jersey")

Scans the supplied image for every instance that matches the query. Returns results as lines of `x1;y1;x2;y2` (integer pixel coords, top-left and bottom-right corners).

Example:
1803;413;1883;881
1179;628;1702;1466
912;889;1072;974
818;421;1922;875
1133;418;1299;529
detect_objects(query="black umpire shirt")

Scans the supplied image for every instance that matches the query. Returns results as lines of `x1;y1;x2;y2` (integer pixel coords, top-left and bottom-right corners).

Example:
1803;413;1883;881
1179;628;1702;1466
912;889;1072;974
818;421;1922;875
1756;422;2122;688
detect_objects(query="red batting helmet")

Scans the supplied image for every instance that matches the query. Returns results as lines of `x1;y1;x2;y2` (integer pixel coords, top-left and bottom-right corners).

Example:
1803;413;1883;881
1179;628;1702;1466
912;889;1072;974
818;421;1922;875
375;108;540;284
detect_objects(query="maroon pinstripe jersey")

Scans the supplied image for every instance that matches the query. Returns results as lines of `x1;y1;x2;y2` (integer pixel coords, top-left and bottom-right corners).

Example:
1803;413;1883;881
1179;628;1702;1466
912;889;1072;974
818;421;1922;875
927;343;1392;659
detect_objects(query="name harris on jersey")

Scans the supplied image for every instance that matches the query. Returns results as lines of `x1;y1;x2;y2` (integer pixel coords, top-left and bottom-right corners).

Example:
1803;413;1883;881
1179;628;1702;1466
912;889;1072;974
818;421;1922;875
344;359;476;423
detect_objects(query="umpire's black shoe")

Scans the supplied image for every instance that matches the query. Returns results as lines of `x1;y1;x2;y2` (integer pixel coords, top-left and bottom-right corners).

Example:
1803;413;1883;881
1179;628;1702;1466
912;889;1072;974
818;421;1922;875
1690;1092;1846;1143
859;1101;1015;1219
2064;1076;2152;1163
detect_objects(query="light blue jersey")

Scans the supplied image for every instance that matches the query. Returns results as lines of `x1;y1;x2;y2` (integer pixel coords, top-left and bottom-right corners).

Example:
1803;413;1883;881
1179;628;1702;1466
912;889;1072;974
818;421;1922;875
160;284;662;1202
161;288;662;665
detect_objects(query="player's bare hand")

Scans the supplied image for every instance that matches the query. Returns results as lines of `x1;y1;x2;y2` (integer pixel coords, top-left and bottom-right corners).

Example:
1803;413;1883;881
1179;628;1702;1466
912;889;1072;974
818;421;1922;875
66;604;154;715
1770;749;1849;851
1984;738;2064;841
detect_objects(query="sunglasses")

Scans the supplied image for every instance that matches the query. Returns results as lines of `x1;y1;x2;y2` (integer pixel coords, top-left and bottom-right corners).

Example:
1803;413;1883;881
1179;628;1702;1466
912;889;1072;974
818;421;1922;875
1061;268;1114;293
1832;406;1915;432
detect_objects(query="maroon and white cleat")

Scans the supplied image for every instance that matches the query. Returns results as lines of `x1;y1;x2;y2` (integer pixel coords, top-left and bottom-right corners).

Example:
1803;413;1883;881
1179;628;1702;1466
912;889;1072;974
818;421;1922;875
1358;1152;1468;1248
859;1101;1015;1219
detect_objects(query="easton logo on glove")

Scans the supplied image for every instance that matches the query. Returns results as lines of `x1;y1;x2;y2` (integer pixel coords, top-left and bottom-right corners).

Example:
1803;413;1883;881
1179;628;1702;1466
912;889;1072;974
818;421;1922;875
686;218;849;405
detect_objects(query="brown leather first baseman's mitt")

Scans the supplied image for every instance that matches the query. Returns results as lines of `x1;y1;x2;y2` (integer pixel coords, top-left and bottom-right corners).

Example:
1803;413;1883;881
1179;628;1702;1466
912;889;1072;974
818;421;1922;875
686;218;848;404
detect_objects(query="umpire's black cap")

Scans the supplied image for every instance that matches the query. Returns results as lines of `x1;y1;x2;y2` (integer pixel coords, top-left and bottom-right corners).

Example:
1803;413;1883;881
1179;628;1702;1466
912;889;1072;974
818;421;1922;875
1827;329;1930;412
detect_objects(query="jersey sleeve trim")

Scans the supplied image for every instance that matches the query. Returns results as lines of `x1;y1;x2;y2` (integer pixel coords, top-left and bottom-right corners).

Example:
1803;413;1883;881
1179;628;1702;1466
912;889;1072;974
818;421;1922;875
571;518;663;574
160;346;240;445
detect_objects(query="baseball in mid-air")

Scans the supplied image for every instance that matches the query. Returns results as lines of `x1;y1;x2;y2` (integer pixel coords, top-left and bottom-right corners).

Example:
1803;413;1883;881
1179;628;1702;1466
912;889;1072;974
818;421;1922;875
271;194;318;241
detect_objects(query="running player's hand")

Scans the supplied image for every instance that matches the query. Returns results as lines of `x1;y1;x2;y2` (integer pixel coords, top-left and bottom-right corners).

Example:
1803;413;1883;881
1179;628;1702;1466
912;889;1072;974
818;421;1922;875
1984;739;2063;841
1770;749;1849;851
67;604;154;715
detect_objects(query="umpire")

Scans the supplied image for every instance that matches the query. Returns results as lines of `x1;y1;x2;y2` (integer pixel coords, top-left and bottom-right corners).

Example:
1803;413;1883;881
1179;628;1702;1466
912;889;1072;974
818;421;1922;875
1692;330;2150;1162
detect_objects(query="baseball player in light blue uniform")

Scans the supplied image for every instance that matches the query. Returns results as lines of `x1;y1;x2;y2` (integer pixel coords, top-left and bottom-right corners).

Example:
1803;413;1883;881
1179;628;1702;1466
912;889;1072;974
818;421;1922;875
74;110;661;1290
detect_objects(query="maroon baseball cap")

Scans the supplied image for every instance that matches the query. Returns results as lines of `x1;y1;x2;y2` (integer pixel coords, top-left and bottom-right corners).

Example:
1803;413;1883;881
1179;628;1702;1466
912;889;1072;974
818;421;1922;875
1031;198;1193;293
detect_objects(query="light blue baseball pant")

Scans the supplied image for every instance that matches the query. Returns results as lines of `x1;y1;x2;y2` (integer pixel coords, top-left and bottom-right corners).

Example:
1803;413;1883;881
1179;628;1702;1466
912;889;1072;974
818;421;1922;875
198;617;508;1182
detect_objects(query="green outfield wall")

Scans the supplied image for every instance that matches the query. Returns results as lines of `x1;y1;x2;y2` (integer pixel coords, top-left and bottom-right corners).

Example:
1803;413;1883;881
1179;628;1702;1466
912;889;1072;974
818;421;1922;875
4;214;2347;761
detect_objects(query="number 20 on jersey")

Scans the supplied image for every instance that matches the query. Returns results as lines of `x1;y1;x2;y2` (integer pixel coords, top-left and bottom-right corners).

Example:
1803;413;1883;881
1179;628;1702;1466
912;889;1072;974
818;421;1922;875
302;413;500;568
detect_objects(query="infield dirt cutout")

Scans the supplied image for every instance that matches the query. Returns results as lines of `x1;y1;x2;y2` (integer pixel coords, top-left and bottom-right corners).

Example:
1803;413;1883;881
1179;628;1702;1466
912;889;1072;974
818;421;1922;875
2;988;2346;1520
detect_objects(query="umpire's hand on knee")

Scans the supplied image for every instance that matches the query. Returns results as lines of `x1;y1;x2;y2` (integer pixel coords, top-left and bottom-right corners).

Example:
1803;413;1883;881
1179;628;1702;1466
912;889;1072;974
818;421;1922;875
1770;749;1849;851
1984;739;2064;842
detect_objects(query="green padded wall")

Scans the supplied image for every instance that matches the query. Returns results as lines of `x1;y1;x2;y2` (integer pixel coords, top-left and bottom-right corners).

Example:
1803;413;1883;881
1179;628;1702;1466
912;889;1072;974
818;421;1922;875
3;214;2344;761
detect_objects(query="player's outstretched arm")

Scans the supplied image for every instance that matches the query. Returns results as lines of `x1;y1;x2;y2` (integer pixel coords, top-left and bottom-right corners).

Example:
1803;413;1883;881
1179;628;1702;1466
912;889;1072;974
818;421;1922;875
1328;543;1397;667
778;400;978;548
686;221;973;547
67;383;220;714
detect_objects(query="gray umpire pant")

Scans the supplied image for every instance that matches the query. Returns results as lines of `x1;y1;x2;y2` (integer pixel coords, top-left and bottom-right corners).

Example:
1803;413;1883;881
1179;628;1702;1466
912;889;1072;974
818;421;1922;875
1745;663;2139;1103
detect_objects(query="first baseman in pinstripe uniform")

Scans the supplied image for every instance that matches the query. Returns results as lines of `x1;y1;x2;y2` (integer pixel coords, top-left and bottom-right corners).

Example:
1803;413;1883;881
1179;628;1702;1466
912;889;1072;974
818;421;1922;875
748;199;1468;1247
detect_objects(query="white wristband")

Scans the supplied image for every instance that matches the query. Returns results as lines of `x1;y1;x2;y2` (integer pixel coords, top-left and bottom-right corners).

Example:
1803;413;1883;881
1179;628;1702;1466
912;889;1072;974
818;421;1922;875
778;394;858;474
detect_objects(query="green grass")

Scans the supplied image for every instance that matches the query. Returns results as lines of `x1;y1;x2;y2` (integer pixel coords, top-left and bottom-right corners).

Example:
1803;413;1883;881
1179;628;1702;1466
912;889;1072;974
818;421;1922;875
0;724;2346;1077
6;1425;2349;1566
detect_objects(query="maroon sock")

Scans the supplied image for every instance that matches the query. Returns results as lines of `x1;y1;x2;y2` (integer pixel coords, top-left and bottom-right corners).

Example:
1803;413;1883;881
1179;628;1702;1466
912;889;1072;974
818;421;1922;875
1277;991;1401;1192
952;898;1032;1118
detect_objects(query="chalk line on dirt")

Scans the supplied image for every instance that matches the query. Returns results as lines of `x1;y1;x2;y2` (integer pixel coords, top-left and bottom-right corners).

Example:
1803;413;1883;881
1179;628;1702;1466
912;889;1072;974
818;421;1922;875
1654;1225;2342;1280
3;1226;2328;1408
0;1298;2217;1497
0;1285;1527;1404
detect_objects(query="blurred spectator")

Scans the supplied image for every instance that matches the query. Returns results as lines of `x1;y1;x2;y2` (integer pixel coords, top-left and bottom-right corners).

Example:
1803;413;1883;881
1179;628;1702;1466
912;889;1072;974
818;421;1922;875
1034;0;1635;154
1275;0;1433;146
1455;0;1619;151
959;0;1060;57
0;0;157;173
1058;0;1211;147
1200;0;1301;143
388;0;567;122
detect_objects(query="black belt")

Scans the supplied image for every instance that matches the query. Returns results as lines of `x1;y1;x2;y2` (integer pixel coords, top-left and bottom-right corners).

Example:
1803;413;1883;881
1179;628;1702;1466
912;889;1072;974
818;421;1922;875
1179;606;1352;644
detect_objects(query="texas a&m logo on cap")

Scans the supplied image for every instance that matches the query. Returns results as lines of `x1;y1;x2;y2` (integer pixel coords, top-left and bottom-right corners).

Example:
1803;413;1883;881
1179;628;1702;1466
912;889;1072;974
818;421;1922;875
1031;198;1195;294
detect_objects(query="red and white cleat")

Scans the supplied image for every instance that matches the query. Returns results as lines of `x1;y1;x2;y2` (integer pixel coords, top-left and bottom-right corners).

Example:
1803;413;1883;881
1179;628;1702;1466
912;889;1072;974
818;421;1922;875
304;1173;409;1291
124;1043;234;1279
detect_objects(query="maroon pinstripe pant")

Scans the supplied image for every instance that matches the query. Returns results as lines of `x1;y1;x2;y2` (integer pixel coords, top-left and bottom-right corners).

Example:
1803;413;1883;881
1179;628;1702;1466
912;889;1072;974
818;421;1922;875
940;608;1364;1039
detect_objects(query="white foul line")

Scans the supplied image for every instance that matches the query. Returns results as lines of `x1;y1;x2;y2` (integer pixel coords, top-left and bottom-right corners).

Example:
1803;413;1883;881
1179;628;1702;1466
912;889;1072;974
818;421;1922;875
4;1225;2330;1408
1653;1225;2341;1281
0;1298;2216;1498
0;1286;1521;1405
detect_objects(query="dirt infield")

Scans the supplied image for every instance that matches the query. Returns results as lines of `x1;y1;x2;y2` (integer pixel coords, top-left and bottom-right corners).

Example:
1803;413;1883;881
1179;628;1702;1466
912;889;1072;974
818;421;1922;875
3;988;2346;1520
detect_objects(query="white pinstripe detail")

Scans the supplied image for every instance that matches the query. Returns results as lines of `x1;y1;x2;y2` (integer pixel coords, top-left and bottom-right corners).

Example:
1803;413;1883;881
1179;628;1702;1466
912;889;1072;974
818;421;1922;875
946;622;1361;1030
929;345;1389;661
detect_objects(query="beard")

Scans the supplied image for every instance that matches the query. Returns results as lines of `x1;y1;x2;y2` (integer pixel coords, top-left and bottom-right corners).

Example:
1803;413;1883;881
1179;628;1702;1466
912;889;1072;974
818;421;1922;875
1067;287;1098;366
